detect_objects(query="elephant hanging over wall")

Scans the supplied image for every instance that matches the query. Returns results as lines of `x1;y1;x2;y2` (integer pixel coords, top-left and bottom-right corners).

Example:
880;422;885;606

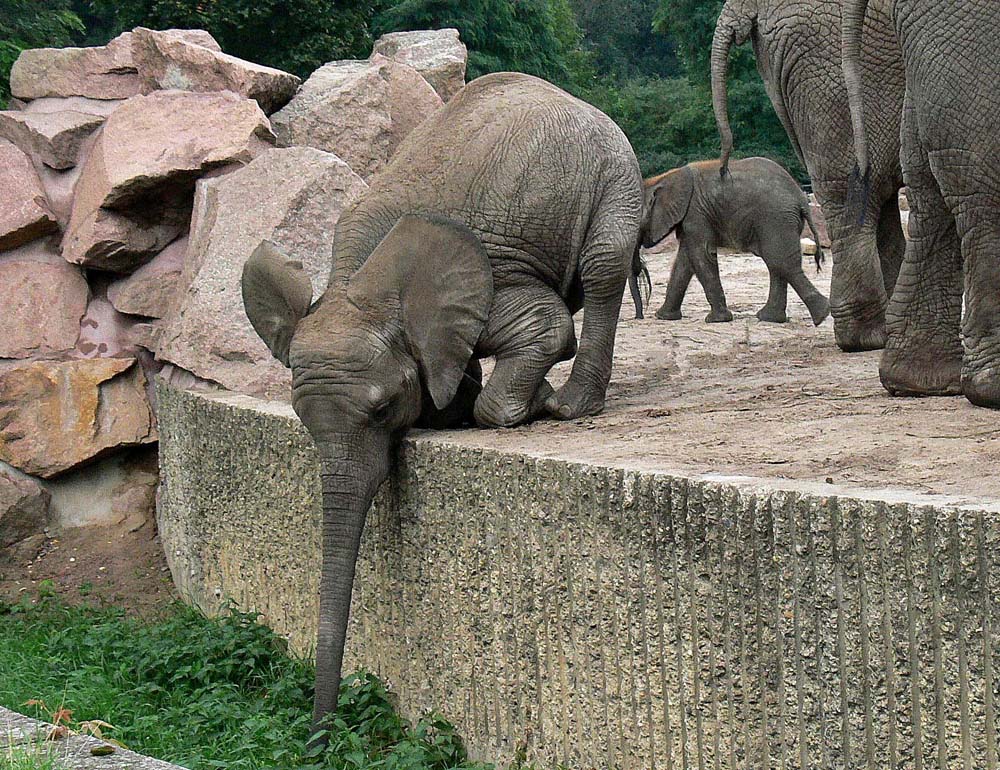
240;72;643;738
642;157;829;325
712;0;905;351
843;0;1000;407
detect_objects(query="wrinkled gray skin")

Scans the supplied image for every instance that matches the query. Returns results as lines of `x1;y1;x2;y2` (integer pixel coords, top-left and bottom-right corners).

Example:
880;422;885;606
712;0;904;350
643;157;830;325
240;72;642;738
844;0;1000;407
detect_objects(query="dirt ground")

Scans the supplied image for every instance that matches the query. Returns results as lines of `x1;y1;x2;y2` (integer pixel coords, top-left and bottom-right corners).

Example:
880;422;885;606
441;238;1000;504
0;523;176;613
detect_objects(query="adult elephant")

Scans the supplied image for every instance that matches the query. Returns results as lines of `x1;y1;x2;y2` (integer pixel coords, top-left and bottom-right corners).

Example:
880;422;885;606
712;0;905;351
843;0;1000;406
241;72;643;739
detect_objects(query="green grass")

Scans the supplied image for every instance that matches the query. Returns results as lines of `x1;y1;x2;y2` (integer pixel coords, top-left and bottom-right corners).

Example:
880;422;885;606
0;597;490;770
0;744;65;770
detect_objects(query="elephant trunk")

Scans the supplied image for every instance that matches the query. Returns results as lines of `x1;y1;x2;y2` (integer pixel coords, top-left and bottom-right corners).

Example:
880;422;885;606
842;0;872;219
309;440;389;746
711;18;738;176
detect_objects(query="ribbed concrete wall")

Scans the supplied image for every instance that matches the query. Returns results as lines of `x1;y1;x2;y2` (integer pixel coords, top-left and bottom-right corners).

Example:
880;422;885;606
157;381;1000;769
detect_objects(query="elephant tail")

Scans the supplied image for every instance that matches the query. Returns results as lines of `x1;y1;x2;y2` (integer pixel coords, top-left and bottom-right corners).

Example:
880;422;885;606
803;202;826;272
842;0;873;224
628;245;652;319
712;1;754;178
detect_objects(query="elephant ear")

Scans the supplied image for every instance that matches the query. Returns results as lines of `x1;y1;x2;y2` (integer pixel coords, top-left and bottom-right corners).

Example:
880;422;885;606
348;214;493;410
241;241;314;367
644;166;694;245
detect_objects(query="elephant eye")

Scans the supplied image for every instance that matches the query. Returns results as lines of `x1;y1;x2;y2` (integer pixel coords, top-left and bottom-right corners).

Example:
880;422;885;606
371;400;393;426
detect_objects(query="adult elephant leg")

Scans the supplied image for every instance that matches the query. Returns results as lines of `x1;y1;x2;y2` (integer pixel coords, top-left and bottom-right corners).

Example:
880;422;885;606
879;103;963;397
686;243;733;323
756;266;789;323
961;214;1000;406
656;248;696;320
474;285;575;428
815;181;888;350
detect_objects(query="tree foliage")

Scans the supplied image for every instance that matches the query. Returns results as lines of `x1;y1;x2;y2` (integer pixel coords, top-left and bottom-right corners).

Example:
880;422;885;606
84;0;380;78
0;0;84;103
570;0;676;80
376;0;594;88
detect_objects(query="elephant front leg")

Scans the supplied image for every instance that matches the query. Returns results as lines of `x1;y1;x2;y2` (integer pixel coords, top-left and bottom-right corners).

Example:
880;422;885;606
688;244;733;323
473;286;575;428
656;248;695;320
878;116;963;397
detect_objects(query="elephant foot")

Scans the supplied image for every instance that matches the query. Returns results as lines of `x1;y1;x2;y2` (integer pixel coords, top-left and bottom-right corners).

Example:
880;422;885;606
805;294;831;327
880;348;962;397
756;306;788;324
655;305;683;321
705;308;734;323
963;351;1000;408
474;379;554;428
544;378;605;421
833;317;887;352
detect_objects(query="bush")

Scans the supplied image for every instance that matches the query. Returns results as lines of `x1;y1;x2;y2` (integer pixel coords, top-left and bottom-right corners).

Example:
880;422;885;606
0;0;84;105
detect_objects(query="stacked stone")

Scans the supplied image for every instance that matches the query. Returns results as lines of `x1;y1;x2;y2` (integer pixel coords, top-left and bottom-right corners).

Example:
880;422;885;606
0;26;467;556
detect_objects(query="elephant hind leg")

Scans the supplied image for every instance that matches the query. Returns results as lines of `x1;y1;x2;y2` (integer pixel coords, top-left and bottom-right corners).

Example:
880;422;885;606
756;268;789;323
878;107;963;398
473;285;575;428
876;193;906;296
759;233;829;326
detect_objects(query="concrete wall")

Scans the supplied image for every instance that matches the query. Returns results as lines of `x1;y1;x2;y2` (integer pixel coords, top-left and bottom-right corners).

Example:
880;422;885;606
157;381;1000;769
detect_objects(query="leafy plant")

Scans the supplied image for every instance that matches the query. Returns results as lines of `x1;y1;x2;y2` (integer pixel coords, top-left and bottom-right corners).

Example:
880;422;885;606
0;600;486;770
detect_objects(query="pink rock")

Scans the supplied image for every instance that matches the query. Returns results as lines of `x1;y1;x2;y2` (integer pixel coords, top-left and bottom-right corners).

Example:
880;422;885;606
62;90;274;272
75;295;136;359
0;141;57;251
0;110;105;169
107;237;187;318
157;147;368;398
270;54;442;179
372;29;467;102
22;96;124;117
132;28;300;114
0;358;157;478
0;257;89;359
0;468;50;549
10;29;221;101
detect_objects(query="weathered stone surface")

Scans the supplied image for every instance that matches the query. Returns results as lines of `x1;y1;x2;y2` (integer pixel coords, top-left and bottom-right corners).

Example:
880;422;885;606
76;295;137;359
0;468;50;549
107;237;187;318
0;141;57;251
21;96;124;116
270;54;441;179
157;147;367;397
10;29;220;101
0;259;88;358
0;109;105;169
62;90;274;271
0;358;156;478
132;28;299;114
372;28;467;101
158;381;1000;770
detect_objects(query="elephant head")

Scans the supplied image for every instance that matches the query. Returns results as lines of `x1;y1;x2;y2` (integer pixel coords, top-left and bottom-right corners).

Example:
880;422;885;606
641;167;694;248
712;0;759;173
241;214;493;739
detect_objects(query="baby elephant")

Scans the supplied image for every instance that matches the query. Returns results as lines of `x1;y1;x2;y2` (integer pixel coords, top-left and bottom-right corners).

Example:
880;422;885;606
642;157;830;325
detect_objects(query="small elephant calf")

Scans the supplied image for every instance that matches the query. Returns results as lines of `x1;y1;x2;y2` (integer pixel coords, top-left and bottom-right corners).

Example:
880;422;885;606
642;157;830;325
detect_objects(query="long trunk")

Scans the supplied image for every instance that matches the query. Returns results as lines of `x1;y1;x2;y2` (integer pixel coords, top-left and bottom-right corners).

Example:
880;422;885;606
711;18;738;175
309;457;374;743
842;0;872;177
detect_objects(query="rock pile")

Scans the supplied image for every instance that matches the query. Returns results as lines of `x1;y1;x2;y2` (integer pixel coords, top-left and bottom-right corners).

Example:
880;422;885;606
0;27;466;557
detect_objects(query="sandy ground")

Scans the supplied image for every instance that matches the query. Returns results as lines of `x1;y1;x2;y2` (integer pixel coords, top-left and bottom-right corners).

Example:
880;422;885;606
434;238;1000;503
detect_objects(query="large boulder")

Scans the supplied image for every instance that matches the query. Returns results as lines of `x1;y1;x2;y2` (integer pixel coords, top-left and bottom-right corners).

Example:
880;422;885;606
0;257;89;359
107;237;187;319
9;29;220;101
0;358;156;478
62;90;274;272
0;141;57;251
371;29;467;102
132;28;300;114
0;468;50;550
20;96;124;117
157;147;368;398
0;110;105;169
270;54;442;179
